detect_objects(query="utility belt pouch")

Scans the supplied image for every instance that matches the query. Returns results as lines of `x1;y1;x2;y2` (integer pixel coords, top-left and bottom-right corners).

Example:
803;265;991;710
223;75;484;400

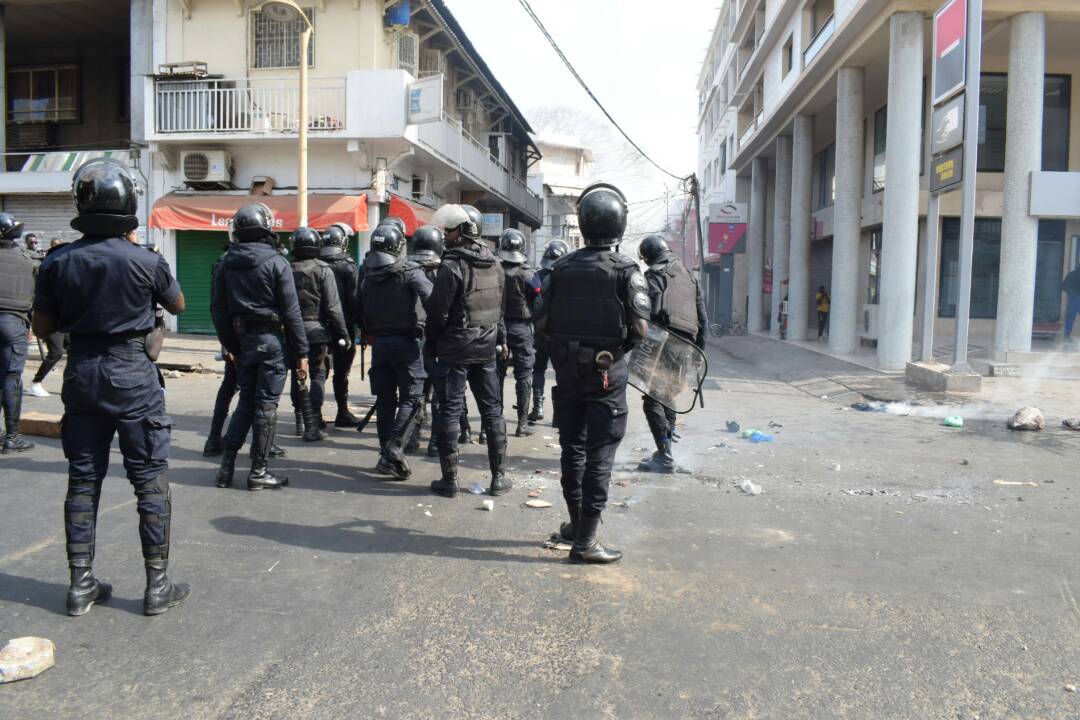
144;307;166;362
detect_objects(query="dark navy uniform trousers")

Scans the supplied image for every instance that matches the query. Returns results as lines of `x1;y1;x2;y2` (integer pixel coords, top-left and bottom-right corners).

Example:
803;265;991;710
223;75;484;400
369;334;425;447
223;331;287;450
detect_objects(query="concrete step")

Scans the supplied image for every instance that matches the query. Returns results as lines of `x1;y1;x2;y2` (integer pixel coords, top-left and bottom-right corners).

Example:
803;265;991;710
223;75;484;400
995;350;1080;365
987;361;1080;379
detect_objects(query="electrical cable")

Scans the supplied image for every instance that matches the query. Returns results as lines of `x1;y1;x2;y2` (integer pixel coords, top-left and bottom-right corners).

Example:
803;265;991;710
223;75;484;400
515;0;688;182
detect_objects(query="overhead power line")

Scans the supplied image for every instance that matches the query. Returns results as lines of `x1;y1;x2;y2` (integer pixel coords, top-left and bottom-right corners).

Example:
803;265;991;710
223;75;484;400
515;0;687;182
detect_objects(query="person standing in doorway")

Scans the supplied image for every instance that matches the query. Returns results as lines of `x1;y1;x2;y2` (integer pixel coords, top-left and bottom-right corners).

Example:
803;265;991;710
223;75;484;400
1062;266;1080;346
816;285;831;339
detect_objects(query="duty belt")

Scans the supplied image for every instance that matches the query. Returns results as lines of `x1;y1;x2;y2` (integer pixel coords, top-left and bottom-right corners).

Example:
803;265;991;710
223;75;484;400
555;338;624;380
69;331;149;354
232;315;283;334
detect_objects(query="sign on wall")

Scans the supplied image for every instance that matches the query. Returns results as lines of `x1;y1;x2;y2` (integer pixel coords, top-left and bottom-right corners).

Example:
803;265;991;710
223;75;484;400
932;0;967;104
709;202;748;225
931;92;966;155
930;146;964;194
408;74;443;125
481;213;504;237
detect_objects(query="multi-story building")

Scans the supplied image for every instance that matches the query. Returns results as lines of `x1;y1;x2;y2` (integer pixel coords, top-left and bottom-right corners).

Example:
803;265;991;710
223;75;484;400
698;0;1080;374
526;131;592;266
0;0;543;332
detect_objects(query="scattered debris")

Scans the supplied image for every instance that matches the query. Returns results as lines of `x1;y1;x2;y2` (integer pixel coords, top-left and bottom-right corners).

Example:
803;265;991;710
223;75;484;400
833;464;842;472
525;499;553;509
542;436;554;441
749;431;774;443
1063;419;1080;432
481;500;494;512
842;488;899;497
1007;407;1045;431
851;401;884;412
993;480;1038;487
0;637;55;683
467;483;485;495
959;459;970;466
527;489;542;498
614;480;627;487
737;479;762;495
163;370;183;379
942;416;964;428
1066;684;1077;693
543;538;572;551
545;443;560;449
423;510;433;517
740;428;757;439
768;421;783;429
726;420;741;433
610;500;631;509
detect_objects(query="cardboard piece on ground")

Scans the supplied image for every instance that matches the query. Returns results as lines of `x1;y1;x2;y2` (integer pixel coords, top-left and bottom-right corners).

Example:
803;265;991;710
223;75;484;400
18;412;61;439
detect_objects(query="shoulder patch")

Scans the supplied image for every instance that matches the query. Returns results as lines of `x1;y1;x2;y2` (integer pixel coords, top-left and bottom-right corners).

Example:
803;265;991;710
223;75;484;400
632;291;652;315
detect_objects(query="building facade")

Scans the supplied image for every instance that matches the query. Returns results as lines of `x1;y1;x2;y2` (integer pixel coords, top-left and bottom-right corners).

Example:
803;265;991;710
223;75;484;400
526;132;592;267
698;0;1080;372
0;0;543;332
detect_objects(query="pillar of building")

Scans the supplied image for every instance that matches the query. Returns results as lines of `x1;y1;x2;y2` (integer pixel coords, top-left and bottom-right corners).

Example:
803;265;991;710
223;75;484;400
771;135;793;339
0;6;7;159
877;12;924;371
748;156;767;332
788;115;814;341
830;67;865;356
995;12;1045;355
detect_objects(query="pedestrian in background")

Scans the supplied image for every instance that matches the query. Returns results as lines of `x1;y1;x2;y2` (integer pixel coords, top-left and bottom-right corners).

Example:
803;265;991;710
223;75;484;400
1062;266;1080;346
816;285;830;339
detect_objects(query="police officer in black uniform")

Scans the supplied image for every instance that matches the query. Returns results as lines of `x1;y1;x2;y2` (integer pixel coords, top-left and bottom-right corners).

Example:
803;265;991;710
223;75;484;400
33;158;189;615
534;183;650;564
527;239;569;427
290;226;349;441
426;204;509;498
211;203;308;491
356;223;432;479
496;229;541;437
636;234;708;473
0;212;36;454
320;222;361;427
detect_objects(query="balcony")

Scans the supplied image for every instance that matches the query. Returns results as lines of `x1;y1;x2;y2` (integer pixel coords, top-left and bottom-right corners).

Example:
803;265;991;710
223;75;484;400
154;77;346;136
802;15;835;67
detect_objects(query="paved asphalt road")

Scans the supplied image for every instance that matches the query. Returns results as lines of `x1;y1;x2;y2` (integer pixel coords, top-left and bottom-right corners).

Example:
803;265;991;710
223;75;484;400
1;336;1078;719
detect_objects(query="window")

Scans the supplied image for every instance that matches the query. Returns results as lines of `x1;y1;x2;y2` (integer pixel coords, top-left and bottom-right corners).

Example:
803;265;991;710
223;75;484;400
250;7;315;69
811;0;835;36
814;143;835;209
782;35;794;78
1034;220;1066;323
1042;76;1070;172
7;65;79;123
977;75;1008;172
719;141;727;175
872;106;887;192
977;74;1071;172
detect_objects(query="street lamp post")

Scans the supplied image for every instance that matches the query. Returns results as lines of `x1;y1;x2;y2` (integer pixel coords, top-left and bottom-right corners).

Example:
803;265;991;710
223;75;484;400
257;0;313;226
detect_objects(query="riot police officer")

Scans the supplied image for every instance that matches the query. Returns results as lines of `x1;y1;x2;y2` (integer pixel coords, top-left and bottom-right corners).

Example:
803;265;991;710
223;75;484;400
290;226;349;441
636;234;708;473
320;222;362;427
497;229;541;437
527;239;569;427
211;203;308;491
534;183;650;564
33;157;189;615
426;204;509;498
0;212;36;454
356;224;432;479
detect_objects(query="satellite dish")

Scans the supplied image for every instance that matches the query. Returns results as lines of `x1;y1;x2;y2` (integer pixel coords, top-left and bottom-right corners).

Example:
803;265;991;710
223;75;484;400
259;1;302;22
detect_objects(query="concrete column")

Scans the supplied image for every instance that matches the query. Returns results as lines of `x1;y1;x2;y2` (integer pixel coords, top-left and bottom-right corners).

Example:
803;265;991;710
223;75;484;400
771;135;793;339
788;114;814;341
995;12;1045;354
830;67;865;356
748;156;767;332
878;12;924;371
0;7;6;159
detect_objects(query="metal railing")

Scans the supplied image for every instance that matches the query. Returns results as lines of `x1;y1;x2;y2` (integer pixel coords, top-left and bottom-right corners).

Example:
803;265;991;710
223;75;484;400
739;121;756;148
802;15;835;67
155;77;346;134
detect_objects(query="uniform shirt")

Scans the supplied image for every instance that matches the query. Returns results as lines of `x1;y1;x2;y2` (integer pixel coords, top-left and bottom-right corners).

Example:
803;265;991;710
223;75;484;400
34;236;180;336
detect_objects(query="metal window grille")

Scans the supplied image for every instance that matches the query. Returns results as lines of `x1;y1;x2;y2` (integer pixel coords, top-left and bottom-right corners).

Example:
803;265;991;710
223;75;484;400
250;8;315;70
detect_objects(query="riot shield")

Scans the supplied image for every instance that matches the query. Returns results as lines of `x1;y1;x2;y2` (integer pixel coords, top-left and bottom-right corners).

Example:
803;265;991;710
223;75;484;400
627;324;708;414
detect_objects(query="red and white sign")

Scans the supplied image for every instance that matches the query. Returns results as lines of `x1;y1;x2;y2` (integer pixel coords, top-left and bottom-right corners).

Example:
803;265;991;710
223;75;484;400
708;222;747;255
933;0;967;104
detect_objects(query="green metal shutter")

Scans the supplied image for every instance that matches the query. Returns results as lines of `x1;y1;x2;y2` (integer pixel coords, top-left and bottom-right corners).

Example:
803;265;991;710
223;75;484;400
176;230;229;334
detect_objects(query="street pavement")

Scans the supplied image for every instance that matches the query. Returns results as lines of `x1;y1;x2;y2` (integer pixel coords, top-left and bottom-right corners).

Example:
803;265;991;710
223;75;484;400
1;335;1078;719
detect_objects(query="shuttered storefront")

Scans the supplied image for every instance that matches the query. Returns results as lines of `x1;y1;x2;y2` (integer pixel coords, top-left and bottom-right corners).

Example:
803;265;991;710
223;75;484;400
2;194;79;243
176;230;229;334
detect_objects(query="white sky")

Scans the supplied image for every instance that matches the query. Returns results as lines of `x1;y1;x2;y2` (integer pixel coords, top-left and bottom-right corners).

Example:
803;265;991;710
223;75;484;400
446;0;721;225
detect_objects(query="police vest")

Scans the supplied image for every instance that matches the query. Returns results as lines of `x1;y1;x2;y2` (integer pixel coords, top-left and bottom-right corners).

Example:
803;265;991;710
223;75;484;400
655;260;699;337
292;259;326;323
360;265;418;336
548;251;633;353
0;246;35;318
503;263;534;322
451;252;502;328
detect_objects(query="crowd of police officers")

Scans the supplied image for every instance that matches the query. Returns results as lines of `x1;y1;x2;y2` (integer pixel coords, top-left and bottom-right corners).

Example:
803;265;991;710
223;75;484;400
0;157;705;618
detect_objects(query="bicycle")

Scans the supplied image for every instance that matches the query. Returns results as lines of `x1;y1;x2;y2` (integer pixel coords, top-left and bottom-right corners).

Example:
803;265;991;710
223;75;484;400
709;320;748;338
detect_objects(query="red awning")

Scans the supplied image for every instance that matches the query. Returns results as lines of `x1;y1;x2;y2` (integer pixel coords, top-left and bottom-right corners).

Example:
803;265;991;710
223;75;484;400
387;194;435;236
149;193;369;232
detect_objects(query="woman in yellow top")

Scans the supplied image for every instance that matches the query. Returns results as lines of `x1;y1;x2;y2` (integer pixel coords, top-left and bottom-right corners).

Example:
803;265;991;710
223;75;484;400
816;286;830;339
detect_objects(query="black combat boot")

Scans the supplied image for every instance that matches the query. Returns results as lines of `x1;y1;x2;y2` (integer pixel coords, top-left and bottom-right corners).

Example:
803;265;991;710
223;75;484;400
426;433;439;457
298;387;326;442
2;390;34;454
375;440;411;480
270;444;286;458
430;449;459;498
2;434;34;454
558;503;581;543
143;559;190;616
248;409;289;490
487;429;512;496
334;382;359;427
294;410;304;437
528;389;544;424
637;434;675;474
215;444;240;488
515;383;534;437
66;562;112;617
202;411;228;456
569;513;622;564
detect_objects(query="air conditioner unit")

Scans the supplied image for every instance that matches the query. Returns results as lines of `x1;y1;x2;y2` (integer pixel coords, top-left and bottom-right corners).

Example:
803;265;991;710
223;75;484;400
419;49;446;78
455;89;475;112
395;31;420;79
181;150;232;183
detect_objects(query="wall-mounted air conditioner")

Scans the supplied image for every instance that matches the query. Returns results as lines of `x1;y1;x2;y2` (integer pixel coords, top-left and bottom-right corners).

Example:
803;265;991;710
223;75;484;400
419;49;446;78
181;150;232;184
395;31;420;79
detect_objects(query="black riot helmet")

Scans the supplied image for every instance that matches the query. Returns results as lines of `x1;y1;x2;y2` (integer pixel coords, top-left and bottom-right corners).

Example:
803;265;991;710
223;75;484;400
498;228;528;264
460;205;483;241
577;182;627;247
409;224;444;263
321;222;351;259
232;202;277;243
540;239;570;270
70;157;140;236
0;212;24;241
378;215;407;237
291;226;322;259
366;224;406;269
638;234;670;265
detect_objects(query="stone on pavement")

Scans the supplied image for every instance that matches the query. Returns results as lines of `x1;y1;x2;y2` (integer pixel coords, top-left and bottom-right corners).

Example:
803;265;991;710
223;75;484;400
0;637;55;683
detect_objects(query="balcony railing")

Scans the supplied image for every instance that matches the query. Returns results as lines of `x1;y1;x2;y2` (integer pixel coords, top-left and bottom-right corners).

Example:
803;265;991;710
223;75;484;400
154;77;346;134
802;15;835;67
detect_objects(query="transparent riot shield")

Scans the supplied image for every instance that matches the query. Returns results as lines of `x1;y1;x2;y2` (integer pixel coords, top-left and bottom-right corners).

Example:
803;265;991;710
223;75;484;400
627;324;708;414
